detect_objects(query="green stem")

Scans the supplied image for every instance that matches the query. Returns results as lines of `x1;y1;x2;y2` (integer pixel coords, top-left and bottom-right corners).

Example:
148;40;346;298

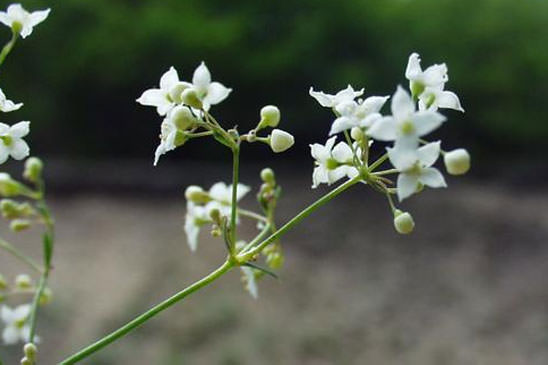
237;209;268;223
240;222;272;253
230;146;240;250
239;176;361;261
0;238;42;274
59;259;234;364
373;168;398;176
367;152;389;172
0;30;18;69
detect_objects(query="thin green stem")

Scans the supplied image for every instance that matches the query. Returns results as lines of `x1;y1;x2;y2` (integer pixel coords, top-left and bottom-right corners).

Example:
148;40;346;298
230;146;240;250
367;152;389;172
0;238;42;274
240;222;272;253
237;208;268;223
0;30;18;69
186;130;214;138
59;259;234;364
239;176;361;261
373;168;398;176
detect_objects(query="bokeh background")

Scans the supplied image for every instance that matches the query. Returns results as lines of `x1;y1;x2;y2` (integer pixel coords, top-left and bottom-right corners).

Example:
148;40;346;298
1;0;547;364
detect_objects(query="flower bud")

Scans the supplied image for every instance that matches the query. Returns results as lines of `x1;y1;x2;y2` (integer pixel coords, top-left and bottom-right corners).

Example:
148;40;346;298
20;357;32;365
10;219;31;232
184;186;210;204
410;81;425;100
393;210;415;234
39;287;53;305
170;106;197;130
260;168;275;185
0;274;7;290
350;127;364;141
23;343;37;360
209;208;222;224
269;129;294;153
258;105;280;129
15;274;33;290
23;157;43;184
169;82;190;104
0;173;22;197
181;88;203;109
444;148;470;175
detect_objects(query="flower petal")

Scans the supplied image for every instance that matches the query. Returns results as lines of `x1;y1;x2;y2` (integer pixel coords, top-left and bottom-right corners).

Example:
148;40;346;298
29;9;50;27
312;165;328;188
367;116;397;141
387;145;417;171
159;67;179;90
9;139;29;160
405;53;422;80
329;116;355;135
419;167;447;188
417;141;440;167
9;121;30;138
331;142;353;163
436;90;464;112
192;62;211;92
2;325;19;345
391;86;415;120
204;82;231;106
412;111;446;136
397;173;419;201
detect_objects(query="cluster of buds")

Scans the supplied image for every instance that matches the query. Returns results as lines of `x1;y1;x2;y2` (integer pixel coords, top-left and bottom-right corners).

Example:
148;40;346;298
310;52;471;234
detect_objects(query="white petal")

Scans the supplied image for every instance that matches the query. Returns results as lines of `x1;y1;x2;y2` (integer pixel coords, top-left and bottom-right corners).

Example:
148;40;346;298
309;87;334;107
391;86;415;120
2;326;19;345
417;141;440;167
9;121;30;138
327;166;348;185
419;167;447;188
0;13;11;27
1;305;14;323
412;111;446;136
310;143;328;162
361;95;389;113
359;112;382;128
192;62;211;92
345;166;360;179
405;53;422;80
204;82;231;106
159;67;179;90
422;64;448;86
336;85;364;104
367;116;397;141
387;145;417;171
209;182;230;202
29;9;50;27
234;183;251;201
329;116;355;135
0;122;9;134
0;100;23;112
397;173;419;201
0;145;9;164
9;139;29;160
153;143;166;166
436;90;464;112
184;213;200;252
14;304;31;321
331;142;353;163
312;165;328;188
241;267;258;299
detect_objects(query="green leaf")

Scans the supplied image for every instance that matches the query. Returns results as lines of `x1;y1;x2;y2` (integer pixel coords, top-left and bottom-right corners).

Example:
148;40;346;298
43;232;53;268
242;262;278;279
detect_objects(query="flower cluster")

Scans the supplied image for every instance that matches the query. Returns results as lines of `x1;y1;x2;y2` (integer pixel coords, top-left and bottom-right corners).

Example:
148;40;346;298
310;52;470;233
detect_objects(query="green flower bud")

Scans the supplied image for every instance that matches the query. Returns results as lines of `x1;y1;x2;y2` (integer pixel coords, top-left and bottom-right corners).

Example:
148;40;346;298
10;219;31;232
209;208;221;224
258;105;280;129
269;129;294;153
260;168;275;185
20;357;33;365
350;127;364;141
23;343;38;360
39;287;53;305
181;88;203;109
393;210;415;234
0;173;22;197
23;157;43;184
267;251;284;269
184;186;210;204
444;148;470;175
15;274;33;290
0;200;35;219
171;107;197;131
168;82;190;104
410;81;425;100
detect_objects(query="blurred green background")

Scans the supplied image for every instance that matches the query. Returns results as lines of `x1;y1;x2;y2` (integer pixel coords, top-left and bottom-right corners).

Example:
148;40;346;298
1;0;547;166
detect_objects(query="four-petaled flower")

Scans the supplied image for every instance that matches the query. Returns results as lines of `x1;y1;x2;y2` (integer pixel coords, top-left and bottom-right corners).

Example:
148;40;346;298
1;304;35;345
0;89;23;112
188;62;232;111
137;67;190;116
329;95;389;135
0;4;50;39
0;121;30;164
388;141;447;201
309;85;364;109
310;136;360;188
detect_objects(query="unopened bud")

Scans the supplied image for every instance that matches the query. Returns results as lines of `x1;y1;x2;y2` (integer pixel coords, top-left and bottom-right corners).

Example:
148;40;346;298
393;210;415;234
23;157;43;184
209;208;221;224
260;168;275;185
170;106;197;130
0;274;7;290
181;88;203;109
0;173;22;197
267;252;284;269
39;287;53;305
15;274;33;290
20;357;32;365
444;148;470;175
269;129;294;153
350;127;364;141
184;186;210;204
168;82;190;104
258;105;280;129
10;219;31;232
23;343;37;360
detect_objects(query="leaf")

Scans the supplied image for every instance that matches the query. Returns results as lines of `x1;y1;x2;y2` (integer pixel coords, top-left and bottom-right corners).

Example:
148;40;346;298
43;232;53;268
242;262;278;279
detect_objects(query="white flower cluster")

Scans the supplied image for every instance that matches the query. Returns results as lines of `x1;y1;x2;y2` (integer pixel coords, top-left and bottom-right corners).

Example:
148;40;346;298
0;3;49;39
310;52;470;233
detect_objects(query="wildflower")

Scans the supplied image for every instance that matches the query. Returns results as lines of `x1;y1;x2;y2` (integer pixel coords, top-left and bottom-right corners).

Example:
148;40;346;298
388;141;447;201
136;67;190;116
405;52;448;98
0;4;50;39
444;148;471;175
153;109;191;166
393;210;415;234
188;62;232;111
309;85;364;108
0;173;22;197
310;136;360;188
1;304;34;345
208;182;250;207
329;95;389;135
241;266;258;299
269;129;294;153
0;121;30;164
367;86;445;148
184;201;218;251
0;89;22;112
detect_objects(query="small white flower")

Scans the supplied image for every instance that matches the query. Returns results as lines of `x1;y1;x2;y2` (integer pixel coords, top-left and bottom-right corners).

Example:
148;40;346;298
329;95;389;135
310;136;360;188
309;85;364;109
153;116;178;166
367;86;445;148
418;84;464;112
0;121;30;164
188;62;232;111
0;89;23;112
137;67;191;116
184;201;219;251
388;141;447;201
241;266;258;299
1;304;33;345
405;52;448;90
0;4;50;39
208;182;250;208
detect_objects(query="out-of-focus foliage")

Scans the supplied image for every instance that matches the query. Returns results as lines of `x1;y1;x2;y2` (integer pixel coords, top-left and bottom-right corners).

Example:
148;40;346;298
1;0;546;160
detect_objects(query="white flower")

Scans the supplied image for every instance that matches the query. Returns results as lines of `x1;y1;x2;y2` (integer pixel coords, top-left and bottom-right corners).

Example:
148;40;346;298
405;52;448;91
184;201;219;251
388;141;447;201
1;304;33;345
153;116;178;166
418;84;464;112
137;67;190;116
208;182;250;208
241;266;258;299
310;136;360;188
329;95;389;135
0;121;30;164
0;4;50;39
0;89;23;112
309;85;364;109
188;62;232;111
367;86;445;148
